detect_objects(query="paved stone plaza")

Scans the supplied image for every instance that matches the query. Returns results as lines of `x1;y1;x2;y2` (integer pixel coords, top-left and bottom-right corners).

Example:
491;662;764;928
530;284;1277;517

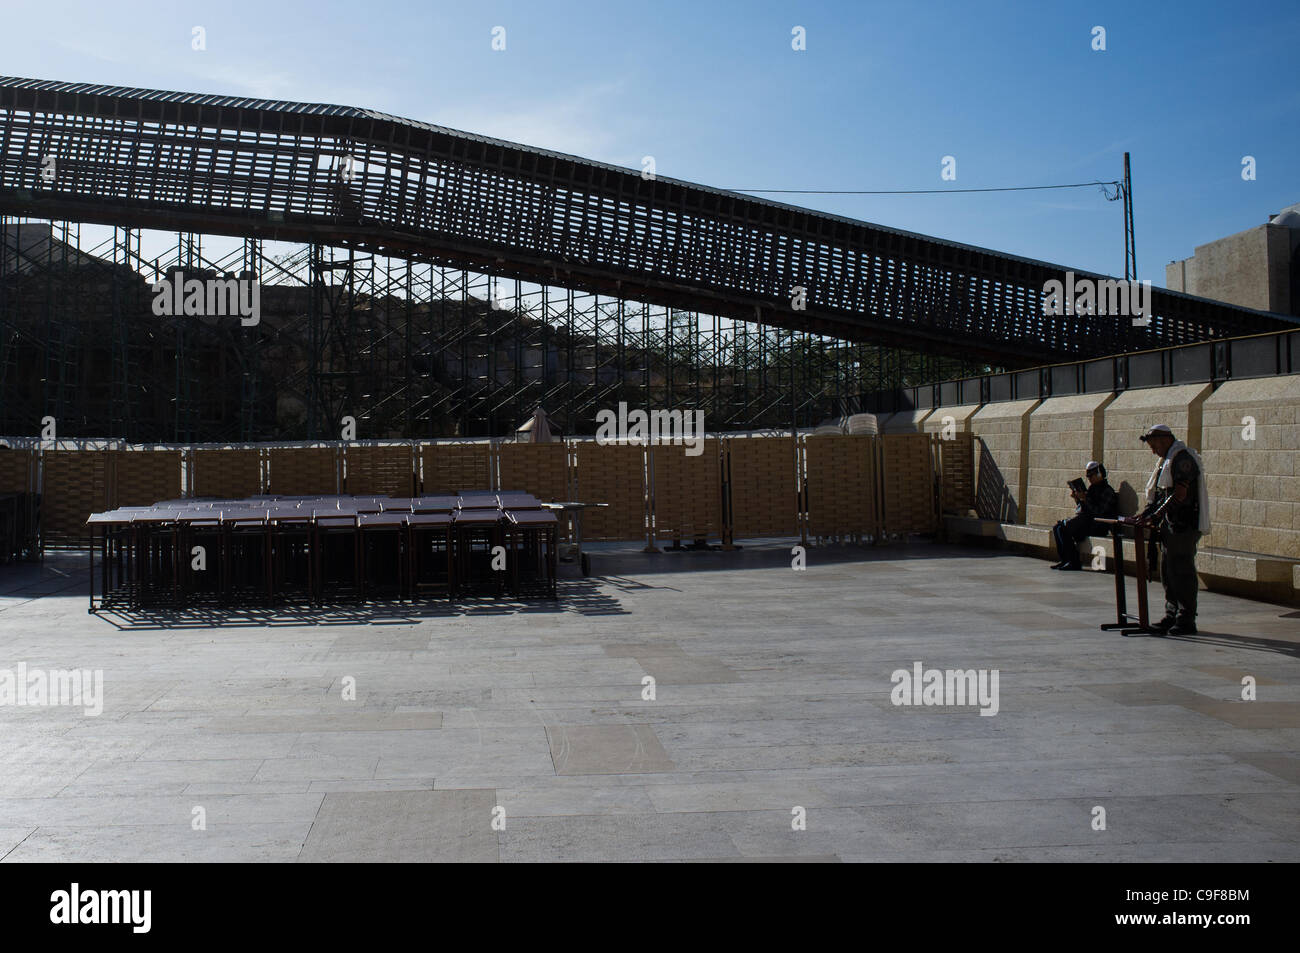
1;541;1298;862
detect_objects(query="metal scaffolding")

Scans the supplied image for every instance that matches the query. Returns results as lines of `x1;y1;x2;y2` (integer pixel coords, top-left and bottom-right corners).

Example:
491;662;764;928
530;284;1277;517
0;218;981;441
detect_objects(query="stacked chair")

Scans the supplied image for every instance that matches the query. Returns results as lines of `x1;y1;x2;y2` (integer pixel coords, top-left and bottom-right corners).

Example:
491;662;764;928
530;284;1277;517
86;492;558;612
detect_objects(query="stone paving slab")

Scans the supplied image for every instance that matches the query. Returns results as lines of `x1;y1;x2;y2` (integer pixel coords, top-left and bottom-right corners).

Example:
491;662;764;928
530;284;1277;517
547;725;676;776
205;712;444;732
58;758;266;796
4;823;313;863
297;790;498;862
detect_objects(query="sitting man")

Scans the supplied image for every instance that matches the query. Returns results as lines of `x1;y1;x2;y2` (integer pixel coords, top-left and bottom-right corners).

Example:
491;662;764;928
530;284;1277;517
1051;461;1119;570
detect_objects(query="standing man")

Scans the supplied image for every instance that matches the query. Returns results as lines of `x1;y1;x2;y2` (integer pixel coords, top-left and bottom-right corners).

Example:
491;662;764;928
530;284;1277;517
1132;424;1211;635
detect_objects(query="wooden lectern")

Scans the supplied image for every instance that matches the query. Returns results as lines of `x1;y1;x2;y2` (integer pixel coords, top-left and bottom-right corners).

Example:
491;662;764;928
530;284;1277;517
1094;517;1154;635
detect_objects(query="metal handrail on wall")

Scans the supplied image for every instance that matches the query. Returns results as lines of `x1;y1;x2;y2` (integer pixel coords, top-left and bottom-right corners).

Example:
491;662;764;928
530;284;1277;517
865;326;1300;415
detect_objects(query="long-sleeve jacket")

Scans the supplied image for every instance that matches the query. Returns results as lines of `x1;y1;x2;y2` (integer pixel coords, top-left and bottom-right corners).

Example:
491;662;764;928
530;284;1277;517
1077;479;1119;522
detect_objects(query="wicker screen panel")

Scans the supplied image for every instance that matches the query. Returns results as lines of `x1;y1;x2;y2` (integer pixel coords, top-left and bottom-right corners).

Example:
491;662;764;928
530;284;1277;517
570;442;646;541
803;435;878;539
881;434;938;533
345;445;414;496
727;436;798;539
0;448;35;493
191;448;262;498
113;451;182;507
267;448;338;495
938;431;975;515
421;443;493;494
651;439;722;541
42;450;110;547
498;443;569;501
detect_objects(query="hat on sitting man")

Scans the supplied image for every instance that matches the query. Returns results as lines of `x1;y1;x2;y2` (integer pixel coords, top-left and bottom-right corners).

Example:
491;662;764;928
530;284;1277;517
1139;423;1174;443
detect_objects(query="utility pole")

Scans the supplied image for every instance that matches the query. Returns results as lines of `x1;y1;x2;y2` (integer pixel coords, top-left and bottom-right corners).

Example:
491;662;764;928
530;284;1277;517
1122;152;1136;281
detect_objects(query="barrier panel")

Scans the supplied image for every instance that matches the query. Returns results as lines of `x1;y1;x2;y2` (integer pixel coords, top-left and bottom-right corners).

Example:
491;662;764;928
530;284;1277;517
267;447;339;495
22;433;964;557
421;443;493;494
114;450;183;508
726;436;799;539
0;447;35;493
190;448;263;498
0;448;39;561
570;441;645;542
345;444;414;496
498;442;569;502
650;439;722;544
42;449;110;548
880;433;939;534
803;434;879;540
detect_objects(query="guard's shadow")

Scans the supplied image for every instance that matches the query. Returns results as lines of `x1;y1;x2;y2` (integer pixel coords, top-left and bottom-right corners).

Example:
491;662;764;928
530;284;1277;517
1139;628;1300;661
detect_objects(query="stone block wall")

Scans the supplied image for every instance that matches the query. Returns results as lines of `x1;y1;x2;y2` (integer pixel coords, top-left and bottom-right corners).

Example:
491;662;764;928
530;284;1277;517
1200;376;1300;559
939;373;1300;601
921;404;979;435
969;399;1039;524
1099;383;1212;519
1024;392;1115;527
880;408;934;433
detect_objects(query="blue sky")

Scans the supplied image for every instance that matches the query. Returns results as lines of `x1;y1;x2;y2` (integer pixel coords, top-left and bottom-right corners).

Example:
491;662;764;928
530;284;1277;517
3;0;1297;285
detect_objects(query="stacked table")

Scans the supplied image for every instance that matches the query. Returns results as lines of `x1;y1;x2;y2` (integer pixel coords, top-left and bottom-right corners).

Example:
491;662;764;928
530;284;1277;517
86;492;558;611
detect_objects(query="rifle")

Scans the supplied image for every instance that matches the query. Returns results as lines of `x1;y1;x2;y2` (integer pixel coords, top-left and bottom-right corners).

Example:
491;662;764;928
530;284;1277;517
1134;493;1174;576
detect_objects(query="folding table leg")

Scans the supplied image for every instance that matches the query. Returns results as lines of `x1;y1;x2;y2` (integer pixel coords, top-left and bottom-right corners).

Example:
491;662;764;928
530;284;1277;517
87;526;95;614
447;530;457;598
359;530;367;604
354;528;362;604
265;528;274;603
407;527;416;602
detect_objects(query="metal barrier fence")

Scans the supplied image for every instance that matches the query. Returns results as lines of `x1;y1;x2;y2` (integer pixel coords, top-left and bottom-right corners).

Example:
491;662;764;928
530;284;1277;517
866;327;1300;416
0;434;973;553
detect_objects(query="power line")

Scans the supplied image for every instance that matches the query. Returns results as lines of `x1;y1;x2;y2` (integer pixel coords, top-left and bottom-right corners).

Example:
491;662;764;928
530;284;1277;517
728;180;1120;195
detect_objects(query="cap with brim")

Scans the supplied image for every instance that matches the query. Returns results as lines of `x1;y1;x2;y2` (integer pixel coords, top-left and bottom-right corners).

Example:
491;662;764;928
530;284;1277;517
1139;424;1173;443
1085;461;1101;473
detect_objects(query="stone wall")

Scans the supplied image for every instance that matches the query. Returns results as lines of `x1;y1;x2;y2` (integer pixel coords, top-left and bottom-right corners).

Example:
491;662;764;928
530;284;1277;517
922;404;979;435
1099;383;1212;519
969;399;1039;524
1200;376;1300;559
880;408;934;433
941;374;1300;602
1024;392;1115;527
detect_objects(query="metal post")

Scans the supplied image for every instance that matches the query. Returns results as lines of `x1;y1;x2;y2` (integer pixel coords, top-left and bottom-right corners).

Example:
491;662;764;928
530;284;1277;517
1123;152;1136;281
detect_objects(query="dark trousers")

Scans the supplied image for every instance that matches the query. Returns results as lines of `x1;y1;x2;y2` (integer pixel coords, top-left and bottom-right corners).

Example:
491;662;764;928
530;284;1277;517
1052;515;1091;566
1159;526;1201;622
